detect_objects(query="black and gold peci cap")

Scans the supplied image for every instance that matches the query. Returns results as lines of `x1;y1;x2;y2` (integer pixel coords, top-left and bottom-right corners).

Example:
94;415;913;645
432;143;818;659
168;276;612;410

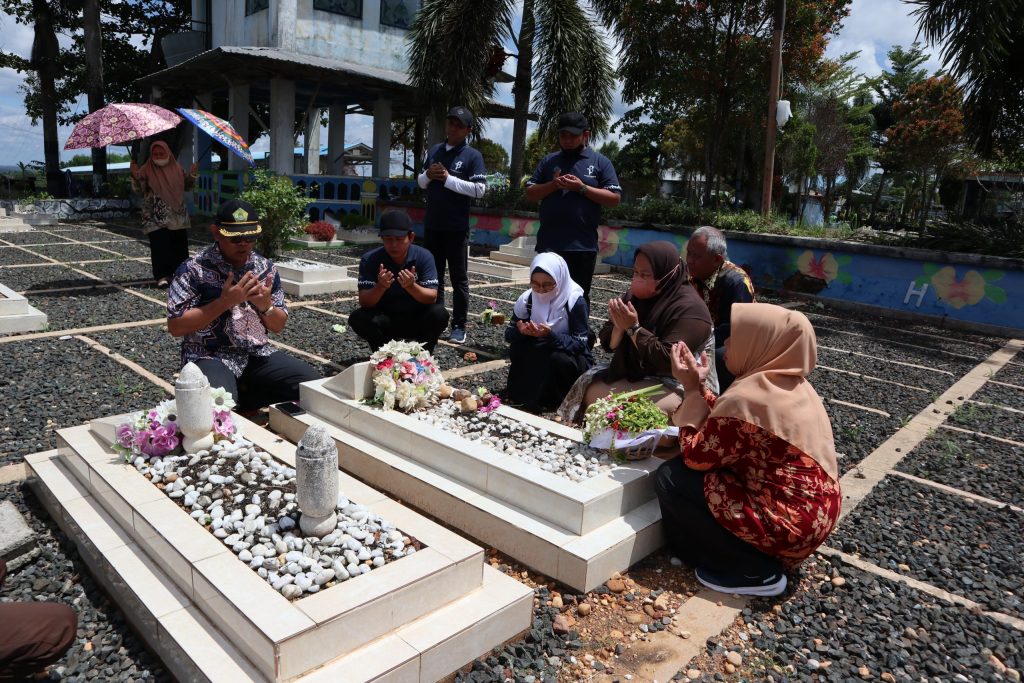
215;199;262;237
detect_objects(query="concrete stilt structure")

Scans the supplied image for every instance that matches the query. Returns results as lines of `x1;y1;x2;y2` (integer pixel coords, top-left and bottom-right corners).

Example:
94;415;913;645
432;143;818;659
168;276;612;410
270;78;296;175
228;83;251;171
371;98;392;179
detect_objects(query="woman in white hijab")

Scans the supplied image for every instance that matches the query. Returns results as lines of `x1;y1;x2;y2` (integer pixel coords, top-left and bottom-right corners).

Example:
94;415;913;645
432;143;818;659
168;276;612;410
505;252;593;412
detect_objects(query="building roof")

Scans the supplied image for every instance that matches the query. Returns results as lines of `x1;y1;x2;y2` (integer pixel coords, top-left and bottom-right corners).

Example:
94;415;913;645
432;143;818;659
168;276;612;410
138;46;525;121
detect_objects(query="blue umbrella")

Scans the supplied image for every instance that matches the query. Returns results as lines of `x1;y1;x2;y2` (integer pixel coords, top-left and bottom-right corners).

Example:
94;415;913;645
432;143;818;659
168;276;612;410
176;108;255;167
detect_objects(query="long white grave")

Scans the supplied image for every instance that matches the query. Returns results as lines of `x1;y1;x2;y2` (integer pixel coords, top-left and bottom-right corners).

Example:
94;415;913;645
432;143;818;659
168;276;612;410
0;282;47;334
269;364;664;592
275;257;357;297
26;412;531;682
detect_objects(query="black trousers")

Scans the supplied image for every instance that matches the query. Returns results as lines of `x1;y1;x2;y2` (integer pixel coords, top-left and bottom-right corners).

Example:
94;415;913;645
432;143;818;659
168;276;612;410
507;341;590;412
147;227;189;280
194;352;321;411
423;229;469;329
552;250;597;303
655;457;783;576
715;345;736;392
348;304;450;353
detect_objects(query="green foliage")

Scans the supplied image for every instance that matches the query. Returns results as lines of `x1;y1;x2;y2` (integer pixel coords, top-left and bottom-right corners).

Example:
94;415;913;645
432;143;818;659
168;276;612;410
240;171;312;259
477;138;510;174
61;152;130;168
19;190;53;203
340;212;373;229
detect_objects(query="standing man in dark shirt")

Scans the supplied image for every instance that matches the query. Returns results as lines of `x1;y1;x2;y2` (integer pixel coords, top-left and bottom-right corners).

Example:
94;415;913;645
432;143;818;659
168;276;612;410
418;106;487;344
348;211;450;352
686;226;755;391
525;112;622;301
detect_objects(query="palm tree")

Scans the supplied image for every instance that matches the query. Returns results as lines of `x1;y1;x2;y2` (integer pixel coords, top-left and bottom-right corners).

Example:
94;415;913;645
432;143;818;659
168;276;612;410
29;0;65;197
907;0;1024;156
83;0;107;194
407;0;616;187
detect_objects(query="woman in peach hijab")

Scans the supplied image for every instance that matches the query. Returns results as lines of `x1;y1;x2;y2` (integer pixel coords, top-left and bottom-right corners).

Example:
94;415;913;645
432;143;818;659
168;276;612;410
130;140;197;288
656;303;841;597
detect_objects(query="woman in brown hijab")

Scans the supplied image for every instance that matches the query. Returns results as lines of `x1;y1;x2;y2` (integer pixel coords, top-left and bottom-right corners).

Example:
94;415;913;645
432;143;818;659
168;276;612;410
130;140;197;288
656;303;841;597
559;241;713;420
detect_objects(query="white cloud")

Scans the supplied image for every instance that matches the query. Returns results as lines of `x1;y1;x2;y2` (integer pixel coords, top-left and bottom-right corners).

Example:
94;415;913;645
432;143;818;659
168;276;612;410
825;0;947;77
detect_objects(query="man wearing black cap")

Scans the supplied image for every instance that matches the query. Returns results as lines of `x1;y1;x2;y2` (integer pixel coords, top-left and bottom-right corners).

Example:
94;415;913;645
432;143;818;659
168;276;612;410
525;112;622;301
166;199;320;409
348;210;450;352
417;106;487;344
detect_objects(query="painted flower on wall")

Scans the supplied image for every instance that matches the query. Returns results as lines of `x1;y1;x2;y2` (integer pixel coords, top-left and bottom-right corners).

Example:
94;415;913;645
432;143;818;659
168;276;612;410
793;250;852;285
919;265;1006;309
597;226;622;259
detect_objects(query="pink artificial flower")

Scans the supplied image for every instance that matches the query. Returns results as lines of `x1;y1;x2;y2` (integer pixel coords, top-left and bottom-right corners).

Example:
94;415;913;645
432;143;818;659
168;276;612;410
135;429;166;458
115;423;137;450
376;358;394;371
488;300;497;309
152;425;179;454
213;411;235;438
399;360;417;379
478;395;503;414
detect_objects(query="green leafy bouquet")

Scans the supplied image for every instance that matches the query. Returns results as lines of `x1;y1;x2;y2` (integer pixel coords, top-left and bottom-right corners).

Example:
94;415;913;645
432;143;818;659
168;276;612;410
582;385;677;459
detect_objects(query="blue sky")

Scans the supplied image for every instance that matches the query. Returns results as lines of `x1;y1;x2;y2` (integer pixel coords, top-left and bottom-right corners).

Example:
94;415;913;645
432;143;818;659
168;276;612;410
0;0;948;167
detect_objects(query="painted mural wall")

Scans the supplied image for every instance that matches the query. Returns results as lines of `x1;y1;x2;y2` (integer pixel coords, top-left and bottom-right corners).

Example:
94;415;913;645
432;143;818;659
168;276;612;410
384;203;1024;333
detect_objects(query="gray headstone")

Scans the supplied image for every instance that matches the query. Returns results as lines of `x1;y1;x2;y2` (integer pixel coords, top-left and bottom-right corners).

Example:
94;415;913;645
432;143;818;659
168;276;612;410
0;500;35;563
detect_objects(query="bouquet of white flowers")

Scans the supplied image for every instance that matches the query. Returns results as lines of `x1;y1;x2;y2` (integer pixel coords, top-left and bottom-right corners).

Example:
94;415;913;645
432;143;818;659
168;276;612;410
368;340;444;412
582;385;678;459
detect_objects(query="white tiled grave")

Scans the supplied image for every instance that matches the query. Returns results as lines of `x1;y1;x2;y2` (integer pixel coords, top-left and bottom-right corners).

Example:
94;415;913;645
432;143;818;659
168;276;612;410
26;413;532;682
0;282;47;334
290;228;379;248
489;236;611;274
275;257;357;297
269;364;664;591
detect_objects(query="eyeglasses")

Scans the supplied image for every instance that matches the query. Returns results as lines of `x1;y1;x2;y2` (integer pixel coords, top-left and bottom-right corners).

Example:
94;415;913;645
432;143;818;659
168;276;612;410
228;234;258;244
530;282;556;293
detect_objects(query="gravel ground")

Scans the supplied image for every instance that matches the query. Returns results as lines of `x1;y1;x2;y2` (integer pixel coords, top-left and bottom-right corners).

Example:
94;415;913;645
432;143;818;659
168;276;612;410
274;307;355;365
25;288;165;331
718;554;1024;682
994;362;1024;388
87;325;182;387
57;227;130;242
948;402;1024;442
805;312;1004;360
0;245;50;265
77;258;155;286
972;381;1024;411
29;243;122;263
815;326;978;377
822;399;901;474
93;240;153;258
0;481;171;682
829;475;1024;619
816;346;956;394
809;366;934;416
896;428;1024;505
0;337;168;465
0;230;74;245
0;265;95;292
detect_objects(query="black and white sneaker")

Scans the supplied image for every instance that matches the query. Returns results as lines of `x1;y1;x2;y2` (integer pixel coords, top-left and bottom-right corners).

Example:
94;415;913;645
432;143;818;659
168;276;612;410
449;327;467;344
695;567;788;597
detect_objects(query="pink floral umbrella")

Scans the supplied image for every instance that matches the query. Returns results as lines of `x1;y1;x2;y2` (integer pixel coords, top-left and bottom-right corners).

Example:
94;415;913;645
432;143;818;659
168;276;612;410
63;103;182;150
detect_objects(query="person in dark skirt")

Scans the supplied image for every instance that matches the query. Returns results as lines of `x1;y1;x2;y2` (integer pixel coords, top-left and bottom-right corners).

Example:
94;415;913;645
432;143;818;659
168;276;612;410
130;140;196;288
505;253;592;412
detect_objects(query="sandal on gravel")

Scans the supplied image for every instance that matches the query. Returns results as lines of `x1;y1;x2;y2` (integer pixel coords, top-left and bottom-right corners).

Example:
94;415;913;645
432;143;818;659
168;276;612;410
156;277;171;289
695;567;788;597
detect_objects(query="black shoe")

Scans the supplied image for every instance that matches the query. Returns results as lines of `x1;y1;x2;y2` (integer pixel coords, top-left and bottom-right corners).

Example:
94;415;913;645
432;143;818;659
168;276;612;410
695;566;787;596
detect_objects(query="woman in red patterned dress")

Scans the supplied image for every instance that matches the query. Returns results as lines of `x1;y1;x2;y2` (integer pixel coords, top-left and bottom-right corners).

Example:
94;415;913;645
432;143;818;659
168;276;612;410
655;302;841;596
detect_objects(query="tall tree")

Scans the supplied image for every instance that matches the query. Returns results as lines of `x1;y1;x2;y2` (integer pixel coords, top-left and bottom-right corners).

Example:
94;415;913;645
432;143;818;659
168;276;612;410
83;0;106;192
599;0;851;205
884;75;966;229
407;0;617;187
908;0;1024;157
867;43;930;221
27;0;67;196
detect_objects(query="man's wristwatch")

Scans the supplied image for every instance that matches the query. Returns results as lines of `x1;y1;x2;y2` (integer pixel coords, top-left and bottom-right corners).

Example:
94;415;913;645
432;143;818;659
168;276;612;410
257;304;274;317
627;322;641;337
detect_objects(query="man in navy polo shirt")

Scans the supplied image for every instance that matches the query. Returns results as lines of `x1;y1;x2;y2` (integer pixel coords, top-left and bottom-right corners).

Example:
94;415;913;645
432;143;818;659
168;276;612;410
348;210;450;353
417;105;487;344
525;112;622;301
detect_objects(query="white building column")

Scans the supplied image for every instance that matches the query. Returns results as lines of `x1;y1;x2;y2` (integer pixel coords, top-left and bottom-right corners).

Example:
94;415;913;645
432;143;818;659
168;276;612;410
228;83;251;171
371;98;392;179
304;107;321;175
327;104;346;176
270;78;296;175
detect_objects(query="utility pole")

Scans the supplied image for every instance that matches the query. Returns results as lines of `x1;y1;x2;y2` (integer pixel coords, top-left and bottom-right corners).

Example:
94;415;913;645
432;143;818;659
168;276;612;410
760;0;786;216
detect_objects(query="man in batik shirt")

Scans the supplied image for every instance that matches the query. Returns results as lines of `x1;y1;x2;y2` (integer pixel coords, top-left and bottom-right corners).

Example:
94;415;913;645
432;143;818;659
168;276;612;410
166;199;320;409
686;226;755;392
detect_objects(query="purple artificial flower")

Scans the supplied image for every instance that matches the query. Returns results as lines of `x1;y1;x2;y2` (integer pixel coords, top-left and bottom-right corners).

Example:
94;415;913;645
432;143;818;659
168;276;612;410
213;411;235;438
152;425;180;454
115;423;137;450
135;429;164;458
488;300;497;309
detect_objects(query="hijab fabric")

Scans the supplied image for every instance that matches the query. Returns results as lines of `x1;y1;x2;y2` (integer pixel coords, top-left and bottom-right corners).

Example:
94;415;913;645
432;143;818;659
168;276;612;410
138;141;186;211
514;252;584;335
712;303;839;480
626;241;711;334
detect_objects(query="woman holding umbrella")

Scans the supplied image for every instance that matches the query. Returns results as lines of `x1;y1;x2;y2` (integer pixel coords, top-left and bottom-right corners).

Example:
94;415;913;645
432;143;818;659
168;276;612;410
130;141;198;288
